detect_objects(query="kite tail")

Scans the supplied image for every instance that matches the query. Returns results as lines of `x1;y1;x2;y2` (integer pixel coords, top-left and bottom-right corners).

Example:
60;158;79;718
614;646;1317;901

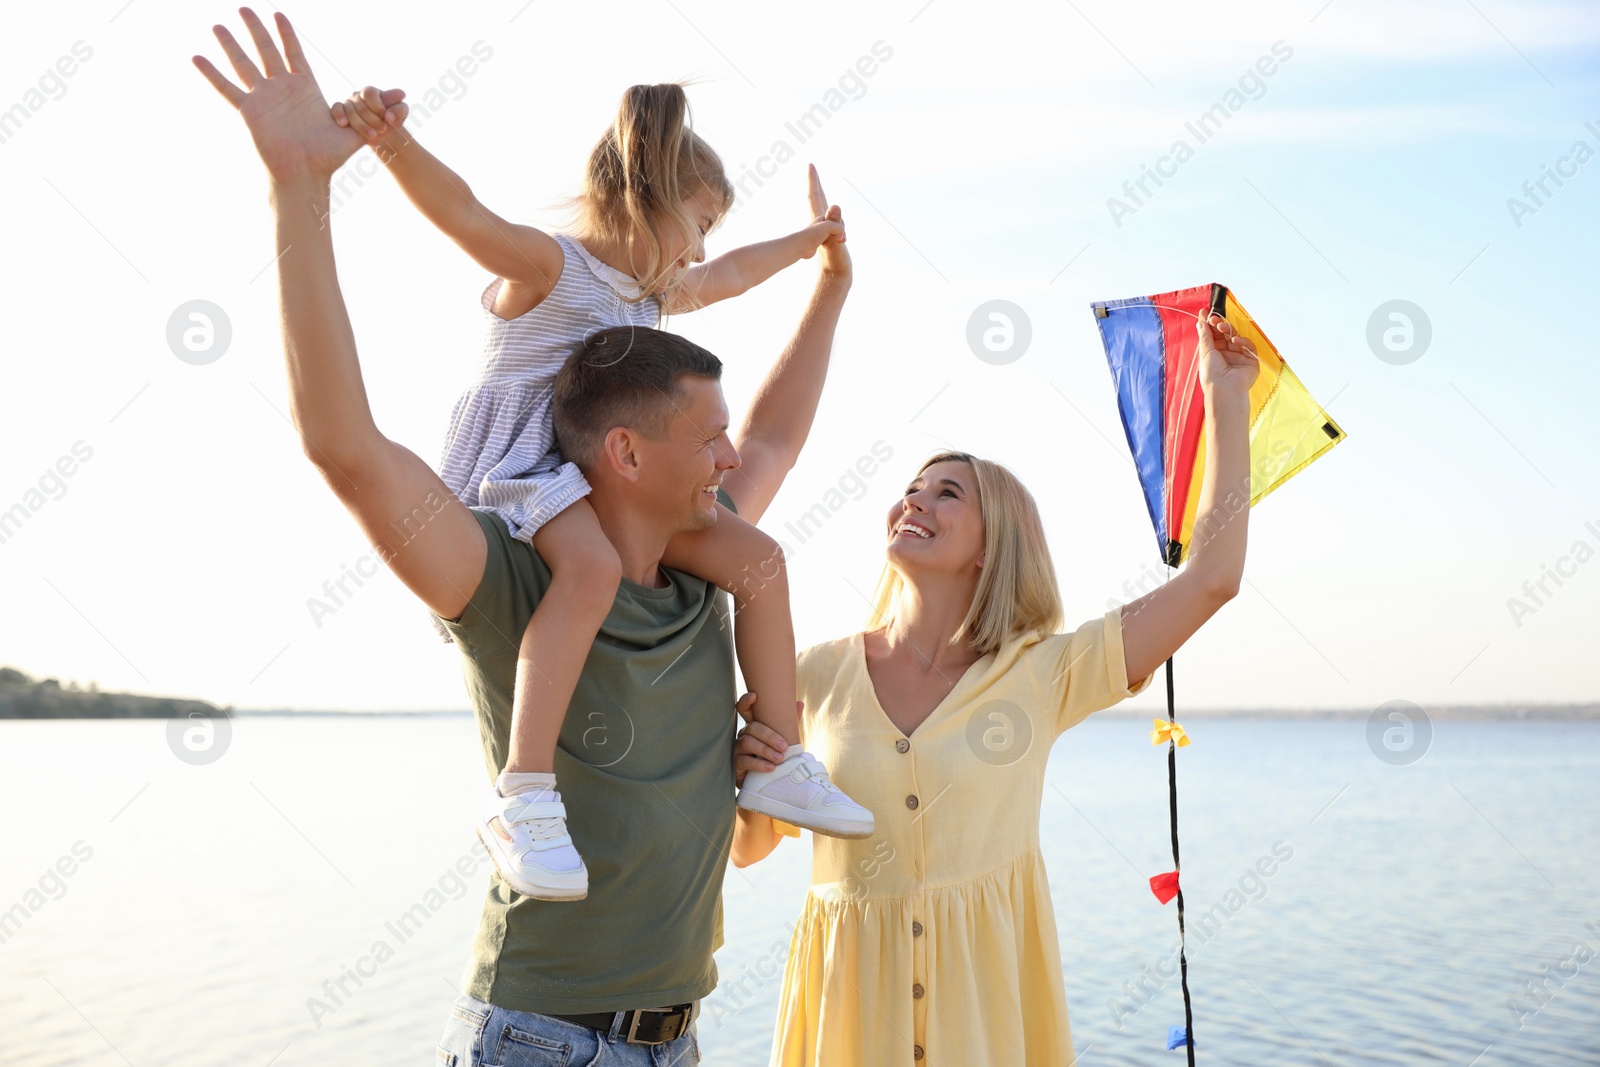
1167;655;1196;1065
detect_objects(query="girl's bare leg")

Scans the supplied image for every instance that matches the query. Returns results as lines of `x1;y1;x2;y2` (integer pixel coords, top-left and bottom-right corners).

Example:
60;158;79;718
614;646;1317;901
663;504;798;746
664;504;874;839
511;498;623;772
477;498;620;902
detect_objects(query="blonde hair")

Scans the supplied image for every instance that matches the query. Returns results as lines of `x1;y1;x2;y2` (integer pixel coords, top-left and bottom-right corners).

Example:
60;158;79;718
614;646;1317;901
866;451;1065;657
571;83;734;301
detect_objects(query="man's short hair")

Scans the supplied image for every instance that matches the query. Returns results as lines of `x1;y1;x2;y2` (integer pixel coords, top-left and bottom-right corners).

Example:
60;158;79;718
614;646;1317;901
552;326;724;470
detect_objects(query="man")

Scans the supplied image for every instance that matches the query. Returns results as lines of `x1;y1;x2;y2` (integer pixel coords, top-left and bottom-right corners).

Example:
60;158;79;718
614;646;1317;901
194;11;851;1063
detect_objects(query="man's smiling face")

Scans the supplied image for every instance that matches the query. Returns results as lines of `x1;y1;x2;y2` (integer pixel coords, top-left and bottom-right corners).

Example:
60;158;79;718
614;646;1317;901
634;374;740;534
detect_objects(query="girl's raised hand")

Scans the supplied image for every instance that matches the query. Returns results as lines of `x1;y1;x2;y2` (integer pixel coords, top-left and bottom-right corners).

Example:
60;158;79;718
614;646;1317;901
804;164;849;280
331;85;409;150
797;216;846;257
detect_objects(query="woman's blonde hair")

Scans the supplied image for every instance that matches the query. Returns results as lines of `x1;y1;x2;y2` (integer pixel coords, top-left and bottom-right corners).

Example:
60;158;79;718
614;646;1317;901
866;451;1064;656
571;83;735;301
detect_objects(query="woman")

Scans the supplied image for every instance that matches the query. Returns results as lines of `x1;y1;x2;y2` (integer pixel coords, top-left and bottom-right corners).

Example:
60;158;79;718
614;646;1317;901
730;312;1260;1065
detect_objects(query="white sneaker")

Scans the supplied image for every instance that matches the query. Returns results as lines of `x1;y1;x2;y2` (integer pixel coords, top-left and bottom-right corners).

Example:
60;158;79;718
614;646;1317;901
476;788;588;901
737;748;875;839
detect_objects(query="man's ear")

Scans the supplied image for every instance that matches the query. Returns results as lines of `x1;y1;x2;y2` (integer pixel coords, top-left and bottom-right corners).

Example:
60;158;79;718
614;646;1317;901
601;426;642;483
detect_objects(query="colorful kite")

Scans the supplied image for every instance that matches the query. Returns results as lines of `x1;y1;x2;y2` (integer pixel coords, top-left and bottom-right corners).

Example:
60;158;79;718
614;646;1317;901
1094;283;1344;567
1091;284;1345;1062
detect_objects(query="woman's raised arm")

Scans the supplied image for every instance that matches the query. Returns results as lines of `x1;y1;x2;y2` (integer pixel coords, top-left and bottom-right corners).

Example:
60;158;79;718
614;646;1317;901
1120;313;1261;684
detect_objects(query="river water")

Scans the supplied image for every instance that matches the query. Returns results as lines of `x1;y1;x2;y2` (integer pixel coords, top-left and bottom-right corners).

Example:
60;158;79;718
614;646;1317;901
2;715;1594;1065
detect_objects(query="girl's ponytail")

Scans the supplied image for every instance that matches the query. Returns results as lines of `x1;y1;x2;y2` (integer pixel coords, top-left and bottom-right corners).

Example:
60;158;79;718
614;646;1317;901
614;83;688;210
575;83;733;300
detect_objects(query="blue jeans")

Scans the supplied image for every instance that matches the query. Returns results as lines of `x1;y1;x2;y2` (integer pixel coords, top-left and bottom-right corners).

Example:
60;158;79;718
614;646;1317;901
436;995;700;1066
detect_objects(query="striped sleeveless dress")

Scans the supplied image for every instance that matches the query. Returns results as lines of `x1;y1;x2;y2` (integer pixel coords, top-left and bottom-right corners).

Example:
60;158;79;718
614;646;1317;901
430;234;660;642
439;233;661;540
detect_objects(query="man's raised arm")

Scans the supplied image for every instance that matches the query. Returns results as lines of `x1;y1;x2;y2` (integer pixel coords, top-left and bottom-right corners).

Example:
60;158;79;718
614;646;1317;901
725;165;851;524
195;9;485;619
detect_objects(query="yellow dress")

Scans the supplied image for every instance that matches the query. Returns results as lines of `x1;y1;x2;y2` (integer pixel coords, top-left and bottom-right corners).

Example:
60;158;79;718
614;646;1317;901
770;608;1152;1067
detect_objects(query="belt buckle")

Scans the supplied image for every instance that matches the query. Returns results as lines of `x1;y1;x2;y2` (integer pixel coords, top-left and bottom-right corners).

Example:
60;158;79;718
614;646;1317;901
623;1002;695;1045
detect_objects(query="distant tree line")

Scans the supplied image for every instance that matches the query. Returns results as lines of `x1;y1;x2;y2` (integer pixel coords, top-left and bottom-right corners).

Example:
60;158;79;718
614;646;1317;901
0;667;225;719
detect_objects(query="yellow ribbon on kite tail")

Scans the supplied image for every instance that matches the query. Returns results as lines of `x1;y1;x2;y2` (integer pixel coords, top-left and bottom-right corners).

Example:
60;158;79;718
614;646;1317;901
1150;718;1190;747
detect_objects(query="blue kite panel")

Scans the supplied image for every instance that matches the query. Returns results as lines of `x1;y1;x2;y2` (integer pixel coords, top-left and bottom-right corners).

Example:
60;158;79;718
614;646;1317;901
1094;298;1167;558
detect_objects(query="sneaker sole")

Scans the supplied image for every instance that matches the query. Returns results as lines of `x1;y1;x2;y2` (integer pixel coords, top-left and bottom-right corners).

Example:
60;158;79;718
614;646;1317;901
475;822;589;901
736;792;875;840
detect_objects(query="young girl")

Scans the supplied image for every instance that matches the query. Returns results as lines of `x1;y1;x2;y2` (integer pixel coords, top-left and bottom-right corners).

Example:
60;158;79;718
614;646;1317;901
331;82;873;901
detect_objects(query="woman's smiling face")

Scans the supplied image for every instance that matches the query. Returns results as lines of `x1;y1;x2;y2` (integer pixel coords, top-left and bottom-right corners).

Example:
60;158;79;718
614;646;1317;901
885;459;985;576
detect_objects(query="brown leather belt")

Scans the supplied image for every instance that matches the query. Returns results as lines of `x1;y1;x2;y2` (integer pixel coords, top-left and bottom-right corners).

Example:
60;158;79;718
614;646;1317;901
548;1002;696;1045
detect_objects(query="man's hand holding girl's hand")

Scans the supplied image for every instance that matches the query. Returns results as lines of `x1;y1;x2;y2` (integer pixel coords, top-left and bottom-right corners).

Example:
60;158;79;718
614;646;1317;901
331;85;411;154
194;9;375;184
796;214;846;257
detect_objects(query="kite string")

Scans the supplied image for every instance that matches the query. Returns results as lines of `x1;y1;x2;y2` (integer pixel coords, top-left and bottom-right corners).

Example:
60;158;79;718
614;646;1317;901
1167;653;1197;1064
1163;564;1197;1064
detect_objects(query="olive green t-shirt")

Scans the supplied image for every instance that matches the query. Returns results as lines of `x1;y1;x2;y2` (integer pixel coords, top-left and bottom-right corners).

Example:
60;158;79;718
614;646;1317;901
439;497;738;1014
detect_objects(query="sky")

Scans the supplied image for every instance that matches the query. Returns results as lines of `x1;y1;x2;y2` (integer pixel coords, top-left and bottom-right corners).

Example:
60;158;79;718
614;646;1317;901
0;0;1597;712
